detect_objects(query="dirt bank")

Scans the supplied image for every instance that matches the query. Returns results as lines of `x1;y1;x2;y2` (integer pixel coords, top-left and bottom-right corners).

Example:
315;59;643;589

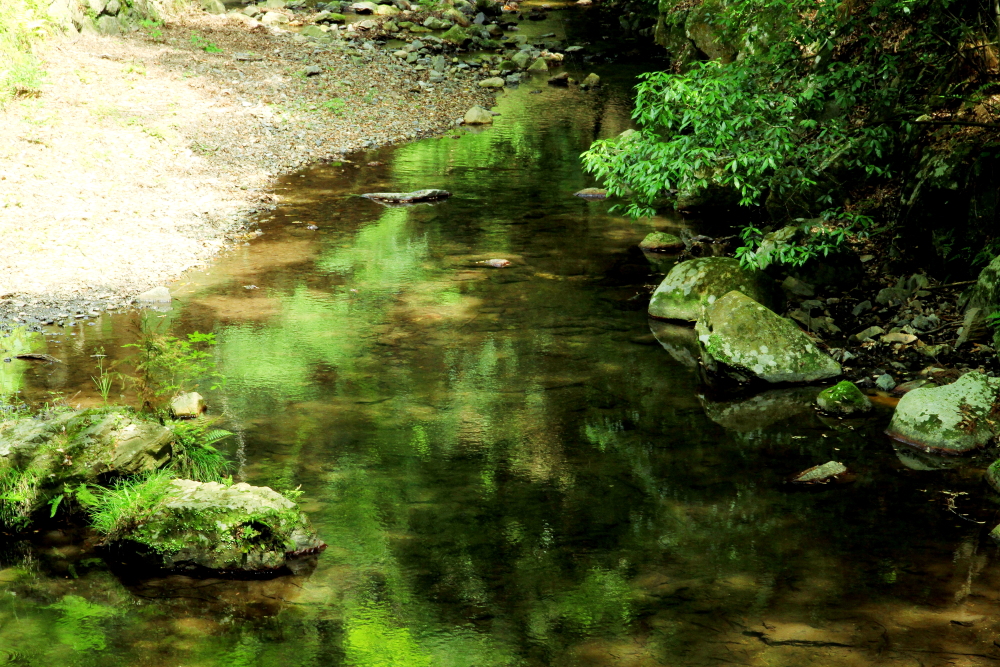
0;7;493;326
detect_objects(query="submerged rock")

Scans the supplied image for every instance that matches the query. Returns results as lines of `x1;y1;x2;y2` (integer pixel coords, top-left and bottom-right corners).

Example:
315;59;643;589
886;371;1000;454
107;479;325;572
361;189;451;203
580;72;600;88
574;188;607;199
816;381;871;415
639;231;684;252
648;257;778;322
791;461;848;484
0;409;175;522
696;291;842;384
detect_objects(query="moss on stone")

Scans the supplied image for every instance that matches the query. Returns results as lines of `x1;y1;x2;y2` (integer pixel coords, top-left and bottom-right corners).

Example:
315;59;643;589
816;380;871;415
887;372;999;453
649;257;778;321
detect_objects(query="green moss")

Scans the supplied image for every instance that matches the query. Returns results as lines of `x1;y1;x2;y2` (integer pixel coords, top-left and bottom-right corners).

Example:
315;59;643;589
816;380;871;415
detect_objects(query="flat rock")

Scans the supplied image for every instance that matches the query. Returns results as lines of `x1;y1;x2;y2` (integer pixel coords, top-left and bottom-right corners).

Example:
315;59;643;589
696;291;842;384
887;371;1000;453
361;189;452;203
137;286;171;303
478;77;505;88
107;479;325;572
573;188;607;199
791;461;848;484
648;257;777;322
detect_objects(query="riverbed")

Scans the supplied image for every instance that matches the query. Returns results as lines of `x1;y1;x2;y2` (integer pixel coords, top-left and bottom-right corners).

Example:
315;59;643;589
2;20;1000;667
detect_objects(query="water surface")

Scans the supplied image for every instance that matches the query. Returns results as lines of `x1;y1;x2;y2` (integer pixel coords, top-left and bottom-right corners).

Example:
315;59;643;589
2;32;1000;667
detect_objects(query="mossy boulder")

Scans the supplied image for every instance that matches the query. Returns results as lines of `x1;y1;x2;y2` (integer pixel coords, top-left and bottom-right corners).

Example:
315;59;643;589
886;371;1000;454
648;257;778;321
986;459;1000;493
0;408;175;525
108;479;325;572
639;231;684;252
695;291;842;384
440;24;470;44
816;381;872;415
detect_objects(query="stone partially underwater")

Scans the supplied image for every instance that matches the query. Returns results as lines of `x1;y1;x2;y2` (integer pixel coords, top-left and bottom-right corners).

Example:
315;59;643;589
102;479;325;574
648;257;779;321
695;291;842;384
361;189;452;205
0;408;175;523
886;371;1000;454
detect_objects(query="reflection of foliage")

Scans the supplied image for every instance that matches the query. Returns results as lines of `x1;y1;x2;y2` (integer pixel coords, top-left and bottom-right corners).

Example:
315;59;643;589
49;595;118;652
529;567;633;638
0;326;45;398
345;601;432;667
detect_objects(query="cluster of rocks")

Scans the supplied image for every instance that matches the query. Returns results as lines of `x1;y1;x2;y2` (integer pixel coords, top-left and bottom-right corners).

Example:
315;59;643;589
0;407;322;574
225;0;594;93
641;234;1000;531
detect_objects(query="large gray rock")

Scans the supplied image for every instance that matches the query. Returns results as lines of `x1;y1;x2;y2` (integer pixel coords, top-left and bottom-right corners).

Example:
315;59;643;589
0;409;175;523
886;372;1000;453
696;291;842;384
109;479;325;572
648;257;777;321
966;255;1000;349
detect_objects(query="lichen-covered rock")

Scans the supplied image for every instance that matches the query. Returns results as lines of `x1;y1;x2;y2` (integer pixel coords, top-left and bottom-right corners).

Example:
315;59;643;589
816;381;871;415
886;371;1000;453
986;459;1000;493
649;257;778;321
639;231;684;252
696;291;842;383
440;24;470;44
0;409;175;523
111;479;325;572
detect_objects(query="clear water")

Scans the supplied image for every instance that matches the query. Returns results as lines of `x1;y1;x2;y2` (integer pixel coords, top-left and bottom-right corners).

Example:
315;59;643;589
2;30;1000;667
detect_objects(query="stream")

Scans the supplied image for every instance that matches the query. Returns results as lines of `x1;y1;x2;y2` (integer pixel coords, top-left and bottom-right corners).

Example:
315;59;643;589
2;15;1000;666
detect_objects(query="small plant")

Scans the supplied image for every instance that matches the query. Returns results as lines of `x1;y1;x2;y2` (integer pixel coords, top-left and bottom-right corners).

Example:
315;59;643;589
139;18;164;40
88;470;174;538
90;348;119;405
322;97;347;115
167;417;232;482
121;329;224;410
189;34;223;53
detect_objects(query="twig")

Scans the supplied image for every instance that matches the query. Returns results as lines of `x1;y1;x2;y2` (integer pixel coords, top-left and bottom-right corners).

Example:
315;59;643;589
924;279;977;290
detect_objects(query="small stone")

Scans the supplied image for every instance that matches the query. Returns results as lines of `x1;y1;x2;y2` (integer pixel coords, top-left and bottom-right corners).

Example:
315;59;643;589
875;373;896;391
463;105;493;124
851;325;883;342
639;231;684;252
781;276;814;297
478;77;505;88
302;64;323;76
791;461;848;484
573;188;607;199
851;300;872;316
526;57;549;72
816;380;872;415
137;286;171;303
170;392;206;419
580;72;600;88
882;332;917;345
200;0;225;13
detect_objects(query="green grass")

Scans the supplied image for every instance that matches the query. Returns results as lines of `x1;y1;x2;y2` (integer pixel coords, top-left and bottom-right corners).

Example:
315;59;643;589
0;0;50;105
166;417;232;482
88;470;174;538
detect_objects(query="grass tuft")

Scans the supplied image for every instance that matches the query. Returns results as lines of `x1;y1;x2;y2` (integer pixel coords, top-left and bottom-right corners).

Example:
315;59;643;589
0;0;50;105
88;470;174;538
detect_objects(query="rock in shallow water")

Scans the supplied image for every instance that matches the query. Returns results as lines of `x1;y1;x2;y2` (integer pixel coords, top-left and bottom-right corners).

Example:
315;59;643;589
169;392;206;419
463;105;493;124
361;189;451;203
791;461;848;484
816;380;871;415
886;371;1000;454
696;291;842;384
648;257;778;322
639;231;684;252
108;479;325;572
137;286;171;303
